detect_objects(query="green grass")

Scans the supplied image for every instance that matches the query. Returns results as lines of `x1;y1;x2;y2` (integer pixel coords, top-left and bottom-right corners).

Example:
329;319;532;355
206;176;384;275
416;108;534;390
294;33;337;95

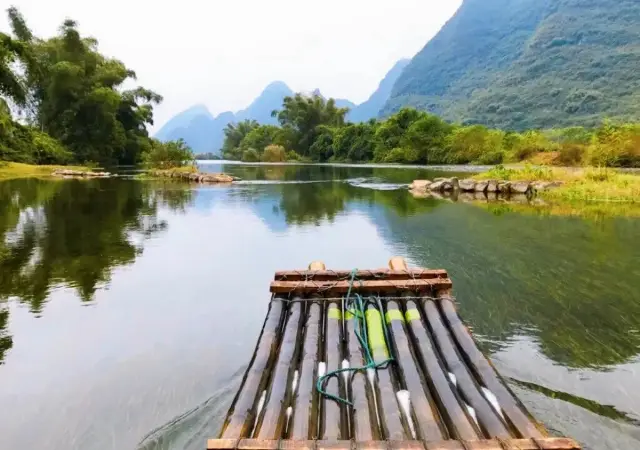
0;161;96;180
473;165;640;203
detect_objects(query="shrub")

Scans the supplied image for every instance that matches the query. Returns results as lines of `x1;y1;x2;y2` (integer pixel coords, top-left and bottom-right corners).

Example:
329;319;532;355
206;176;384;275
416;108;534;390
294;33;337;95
143;139;194;168
261;145;287;162
241;148;260;162
556;142;585;166
286;150;301;161
383;147;420;164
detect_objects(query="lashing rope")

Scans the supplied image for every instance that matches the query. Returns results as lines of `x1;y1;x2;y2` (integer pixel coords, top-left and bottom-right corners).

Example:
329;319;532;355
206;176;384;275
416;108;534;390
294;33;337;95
315;269;394;405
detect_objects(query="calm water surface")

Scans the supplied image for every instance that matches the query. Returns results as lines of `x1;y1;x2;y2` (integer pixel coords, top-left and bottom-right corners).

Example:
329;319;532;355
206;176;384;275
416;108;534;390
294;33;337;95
0;162;639;450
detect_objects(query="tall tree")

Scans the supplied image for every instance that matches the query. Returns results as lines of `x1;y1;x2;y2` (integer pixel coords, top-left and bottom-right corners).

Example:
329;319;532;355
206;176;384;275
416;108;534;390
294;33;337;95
272;93;349;155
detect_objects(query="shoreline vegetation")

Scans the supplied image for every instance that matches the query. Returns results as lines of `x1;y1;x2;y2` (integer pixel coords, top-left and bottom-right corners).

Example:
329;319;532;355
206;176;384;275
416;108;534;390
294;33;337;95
1;7;638;205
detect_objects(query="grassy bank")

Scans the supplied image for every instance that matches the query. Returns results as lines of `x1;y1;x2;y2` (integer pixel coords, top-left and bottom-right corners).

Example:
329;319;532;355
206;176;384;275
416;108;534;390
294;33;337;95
0;162;96;180
474;165;640;203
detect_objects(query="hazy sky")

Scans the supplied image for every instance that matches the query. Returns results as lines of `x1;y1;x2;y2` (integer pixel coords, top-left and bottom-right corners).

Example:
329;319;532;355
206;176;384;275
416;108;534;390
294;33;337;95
2;0;462;131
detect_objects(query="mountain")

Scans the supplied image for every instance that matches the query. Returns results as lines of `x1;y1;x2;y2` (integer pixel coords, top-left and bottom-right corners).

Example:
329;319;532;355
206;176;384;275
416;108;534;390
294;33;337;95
348;59;410;123
236;81;293;124
155;82;294;155
154;105;213;142
383;0;640;130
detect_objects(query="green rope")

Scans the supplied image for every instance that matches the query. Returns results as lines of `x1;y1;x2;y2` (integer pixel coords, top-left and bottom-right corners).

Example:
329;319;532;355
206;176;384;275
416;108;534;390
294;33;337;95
315;269;394;406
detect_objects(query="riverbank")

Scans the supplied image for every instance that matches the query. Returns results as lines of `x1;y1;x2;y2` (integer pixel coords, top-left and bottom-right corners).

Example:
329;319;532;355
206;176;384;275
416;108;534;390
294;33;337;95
0;162;97;180
474;165;640;203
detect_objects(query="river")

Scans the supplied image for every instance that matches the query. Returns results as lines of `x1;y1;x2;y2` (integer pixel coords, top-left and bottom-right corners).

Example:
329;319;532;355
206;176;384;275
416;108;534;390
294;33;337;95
0;162;638;450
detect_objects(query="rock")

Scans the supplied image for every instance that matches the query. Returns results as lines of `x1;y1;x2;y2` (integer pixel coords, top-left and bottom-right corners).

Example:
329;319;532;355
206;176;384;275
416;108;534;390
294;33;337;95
532;181;552;192
409;189;431;199
189;173;199;181
429;180;445;191
486;180;498;192
449;177;459;190
409;180;431;191
511;181;531;194
497;181;511;193
475;180;489;192
459;179;476;191
433;177;446;182
442;181;454;191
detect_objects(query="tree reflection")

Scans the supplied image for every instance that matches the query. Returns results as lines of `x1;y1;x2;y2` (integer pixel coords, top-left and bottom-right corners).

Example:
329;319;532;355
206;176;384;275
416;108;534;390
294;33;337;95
0;178;195;362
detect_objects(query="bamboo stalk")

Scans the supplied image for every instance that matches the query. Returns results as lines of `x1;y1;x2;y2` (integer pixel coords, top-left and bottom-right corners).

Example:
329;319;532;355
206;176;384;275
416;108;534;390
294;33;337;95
220;298;286;439
384;298;446;440
270;279;450;295
255;302;305;438
290;302;322;439
422;299;510;438
403;300;479;440
438;296;546;438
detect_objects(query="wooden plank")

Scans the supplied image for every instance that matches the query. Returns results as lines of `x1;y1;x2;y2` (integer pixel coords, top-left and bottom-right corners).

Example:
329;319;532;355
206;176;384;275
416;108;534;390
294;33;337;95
207;438;239;449
316;440;351;450
403;300;479;440
385;299;446;441
438;297;546;439
220;299;285;439
422;299;511;438
237;439;279;450
274;269;448;282
501;438;581;449
255;302;304;438
270;279;452;295
290;302;322;439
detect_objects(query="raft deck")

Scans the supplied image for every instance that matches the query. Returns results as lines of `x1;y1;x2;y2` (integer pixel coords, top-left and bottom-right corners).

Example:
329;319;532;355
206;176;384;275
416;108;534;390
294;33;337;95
209;258;581;450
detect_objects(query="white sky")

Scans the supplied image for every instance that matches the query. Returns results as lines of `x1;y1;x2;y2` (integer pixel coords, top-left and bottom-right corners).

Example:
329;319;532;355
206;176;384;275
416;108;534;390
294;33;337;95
2;0;462;131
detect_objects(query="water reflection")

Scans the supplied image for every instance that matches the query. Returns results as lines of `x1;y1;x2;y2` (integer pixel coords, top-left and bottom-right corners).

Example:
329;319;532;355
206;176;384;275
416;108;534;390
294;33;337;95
0;166;638;450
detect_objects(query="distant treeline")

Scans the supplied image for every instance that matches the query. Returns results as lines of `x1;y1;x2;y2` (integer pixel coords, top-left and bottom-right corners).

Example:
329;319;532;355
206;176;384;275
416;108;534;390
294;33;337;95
222;93;640;168
1;7;189;168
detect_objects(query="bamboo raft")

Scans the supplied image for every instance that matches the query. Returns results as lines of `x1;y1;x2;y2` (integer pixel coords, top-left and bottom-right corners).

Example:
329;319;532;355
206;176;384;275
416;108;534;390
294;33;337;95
209;258;581;450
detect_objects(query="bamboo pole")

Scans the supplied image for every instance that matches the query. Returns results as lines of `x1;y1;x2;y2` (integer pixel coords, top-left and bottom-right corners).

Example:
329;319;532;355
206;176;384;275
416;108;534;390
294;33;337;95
220;298;286;439
319;302;347;439
346;312;380;440
255;301;305;438
438;295;546;438
403;300;479;440
385;298;446;440
270;279;451;295
422;299;510;438
274;269;448;281
290;301;322;439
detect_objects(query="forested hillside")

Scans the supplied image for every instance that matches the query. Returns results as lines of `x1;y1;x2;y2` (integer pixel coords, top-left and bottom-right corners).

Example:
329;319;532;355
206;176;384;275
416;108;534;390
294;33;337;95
384;0;640;130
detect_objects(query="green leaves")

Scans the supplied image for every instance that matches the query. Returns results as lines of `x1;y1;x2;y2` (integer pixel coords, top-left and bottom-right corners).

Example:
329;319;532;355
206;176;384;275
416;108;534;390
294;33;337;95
1;7;162;166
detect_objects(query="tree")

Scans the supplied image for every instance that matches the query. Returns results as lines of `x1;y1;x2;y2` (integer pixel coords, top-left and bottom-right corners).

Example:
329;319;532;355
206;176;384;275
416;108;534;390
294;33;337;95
222;120;258;159
2;7;162;165
272;93;348;156
143;139;194;169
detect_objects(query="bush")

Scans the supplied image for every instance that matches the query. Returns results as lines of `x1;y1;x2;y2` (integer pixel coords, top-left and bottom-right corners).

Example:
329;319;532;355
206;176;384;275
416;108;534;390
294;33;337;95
143;139;194;168
241;148;260;162
261;145;286;162
383;147;420;164
286;150;301;161
556;142;585;166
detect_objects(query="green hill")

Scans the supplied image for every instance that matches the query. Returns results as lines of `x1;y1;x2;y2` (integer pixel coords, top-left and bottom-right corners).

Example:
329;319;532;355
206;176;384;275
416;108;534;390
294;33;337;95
384;0;640;130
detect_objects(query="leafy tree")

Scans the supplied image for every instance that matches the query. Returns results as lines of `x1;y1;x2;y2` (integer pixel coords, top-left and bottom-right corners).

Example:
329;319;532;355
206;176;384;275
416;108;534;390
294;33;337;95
143;139;194;169
222;120;258;159
241;125;279;154
2;7;162;165
241;147;260;162
272;93;348;155
261;144;286;162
